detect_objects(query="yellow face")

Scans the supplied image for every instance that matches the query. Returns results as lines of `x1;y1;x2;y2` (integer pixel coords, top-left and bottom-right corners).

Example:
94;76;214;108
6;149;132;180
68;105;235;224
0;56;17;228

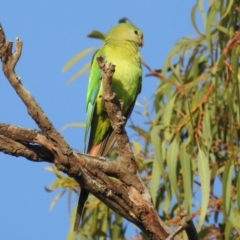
133;29;144;47
106;23;144;47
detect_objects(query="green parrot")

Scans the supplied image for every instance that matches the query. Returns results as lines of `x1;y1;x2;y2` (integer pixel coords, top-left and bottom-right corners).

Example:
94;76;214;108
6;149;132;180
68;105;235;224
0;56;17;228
74;22;143;230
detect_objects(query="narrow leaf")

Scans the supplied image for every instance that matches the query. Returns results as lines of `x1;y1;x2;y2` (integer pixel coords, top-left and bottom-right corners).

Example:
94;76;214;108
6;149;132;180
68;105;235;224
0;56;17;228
191;3;204;36
62;47;95;72
61;122;86;131
224;220;232;240
180;138;192;213
167;137;179;201
67;61;91;84
49;190;66;211
150;126;164;205
221;0;234;19
197;147;210;231
223;158;233;217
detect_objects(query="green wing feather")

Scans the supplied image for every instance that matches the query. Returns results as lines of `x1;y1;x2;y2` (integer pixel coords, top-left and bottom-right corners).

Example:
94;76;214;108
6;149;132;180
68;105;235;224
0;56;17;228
84;50;102;152
96;75;142;157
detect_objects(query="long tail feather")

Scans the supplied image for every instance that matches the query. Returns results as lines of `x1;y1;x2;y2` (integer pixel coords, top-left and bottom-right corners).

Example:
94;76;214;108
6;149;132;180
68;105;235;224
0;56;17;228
73;189;89;231
73;144;103;231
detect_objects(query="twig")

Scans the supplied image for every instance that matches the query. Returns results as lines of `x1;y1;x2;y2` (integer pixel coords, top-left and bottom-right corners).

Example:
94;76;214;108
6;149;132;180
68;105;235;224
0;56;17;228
0;134;53;162
166;210;198;240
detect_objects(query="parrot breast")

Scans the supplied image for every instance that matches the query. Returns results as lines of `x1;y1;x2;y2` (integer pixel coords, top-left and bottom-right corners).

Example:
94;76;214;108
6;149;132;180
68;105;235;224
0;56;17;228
90;40;142;148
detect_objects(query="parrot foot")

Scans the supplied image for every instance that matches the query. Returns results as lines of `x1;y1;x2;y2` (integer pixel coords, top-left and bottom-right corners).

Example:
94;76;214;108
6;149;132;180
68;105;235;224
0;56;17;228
119;100;124;113
104;92;116;101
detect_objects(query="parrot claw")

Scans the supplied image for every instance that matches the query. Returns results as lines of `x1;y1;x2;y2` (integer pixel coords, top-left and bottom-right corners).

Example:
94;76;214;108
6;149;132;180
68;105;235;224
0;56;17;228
104;92;116;101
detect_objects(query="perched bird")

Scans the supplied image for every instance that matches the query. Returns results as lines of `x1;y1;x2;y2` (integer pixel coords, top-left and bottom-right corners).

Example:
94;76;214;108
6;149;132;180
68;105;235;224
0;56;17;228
74;22;143;231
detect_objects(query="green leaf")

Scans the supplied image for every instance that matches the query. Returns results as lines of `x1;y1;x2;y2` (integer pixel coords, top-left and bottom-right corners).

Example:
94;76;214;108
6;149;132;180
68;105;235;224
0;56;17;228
61;122;86;131
110;213;125;239
197;147;210;231
132;140;142;157
49;190;66;211
166;137;180;201
163;94;177;139
191;3;204;36
163;182;172;215
44;165;63;179
198;227;210;239
62;47;95;72
67;61;91;84
215;24;231;35
224;220;232;240
223;158;233;217
67;206;79;240
237;172;240;209
221;0;234;19
229;206;240;234
198;0;207;30
180;137;192;213
205;1;219;50
150;126;164;205
129;124;150;141
94;229;108;238
202;103;212;151
97;208;108;240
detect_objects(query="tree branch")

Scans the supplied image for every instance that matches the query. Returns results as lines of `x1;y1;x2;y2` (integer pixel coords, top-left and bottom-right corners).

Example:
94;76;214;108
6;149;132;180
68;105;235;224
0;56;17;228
166;211;198;240
0;23;184;240
0;134;53;162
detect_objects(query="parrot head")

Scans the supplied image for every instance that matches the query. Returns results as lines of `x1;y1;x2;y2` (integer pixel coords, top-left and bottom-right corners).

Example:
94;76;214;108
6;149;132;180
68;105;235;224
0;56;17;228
105;23;144;47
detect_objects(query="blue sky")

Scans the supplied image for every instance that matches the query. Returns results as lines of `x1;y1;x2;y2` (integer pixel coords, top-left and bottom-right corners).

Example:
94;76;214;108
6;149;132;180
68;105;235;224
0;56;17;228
0;1;200;239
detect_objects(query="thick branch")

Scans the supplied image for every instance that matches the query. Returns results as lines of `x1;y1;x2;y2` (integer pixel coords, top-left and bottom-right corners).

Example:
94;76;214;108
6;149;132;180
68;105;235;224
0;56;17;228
0;134;53;162
0;24;72;167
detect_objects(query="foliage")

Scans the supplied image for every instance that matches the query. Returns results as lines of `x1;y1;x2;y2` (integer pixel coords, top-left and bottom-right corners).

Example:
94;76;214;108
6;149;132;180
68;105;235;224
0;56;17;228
149;0;240;239
48;1;240;239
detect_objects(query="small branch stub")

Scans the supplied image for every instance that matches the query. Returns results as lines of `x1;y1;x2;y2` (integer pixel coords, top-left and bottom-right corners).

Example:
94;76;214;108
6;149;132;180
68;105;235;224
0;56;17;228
166;210;198;240
96;56;116;102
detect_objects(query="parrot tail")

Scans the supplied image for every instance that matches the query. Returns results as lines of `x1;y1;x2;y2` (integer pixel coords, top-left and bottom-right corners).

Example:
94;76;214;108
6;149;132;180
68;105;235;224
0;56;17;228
73;189;89;231
73;144;101;231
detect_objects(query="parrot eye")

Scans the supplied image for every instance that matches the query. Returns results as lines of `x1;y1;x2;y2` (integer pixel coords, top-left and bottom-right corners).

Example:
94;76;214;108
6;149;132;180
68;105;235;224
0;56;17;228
134;30;138;35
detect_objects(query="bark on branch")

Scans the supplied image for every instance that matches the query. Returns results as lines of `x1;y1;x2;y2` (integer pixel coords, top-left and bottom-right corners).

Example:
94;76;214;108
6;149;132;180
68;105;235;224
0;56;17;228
0;23;188;240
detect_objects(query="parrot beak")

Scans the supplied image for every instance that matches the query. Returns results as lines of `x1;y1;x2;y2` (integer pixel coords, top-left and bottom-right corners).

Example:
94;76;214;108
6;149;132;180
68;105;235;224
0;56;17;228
139;39;144;47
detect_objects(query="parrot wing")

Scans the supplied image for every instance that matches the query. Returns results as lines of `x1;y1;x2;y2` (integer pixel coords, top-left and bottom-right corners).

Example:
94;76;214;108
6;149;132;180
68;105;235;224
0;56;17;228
96;75;142;157
84;50;102;152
